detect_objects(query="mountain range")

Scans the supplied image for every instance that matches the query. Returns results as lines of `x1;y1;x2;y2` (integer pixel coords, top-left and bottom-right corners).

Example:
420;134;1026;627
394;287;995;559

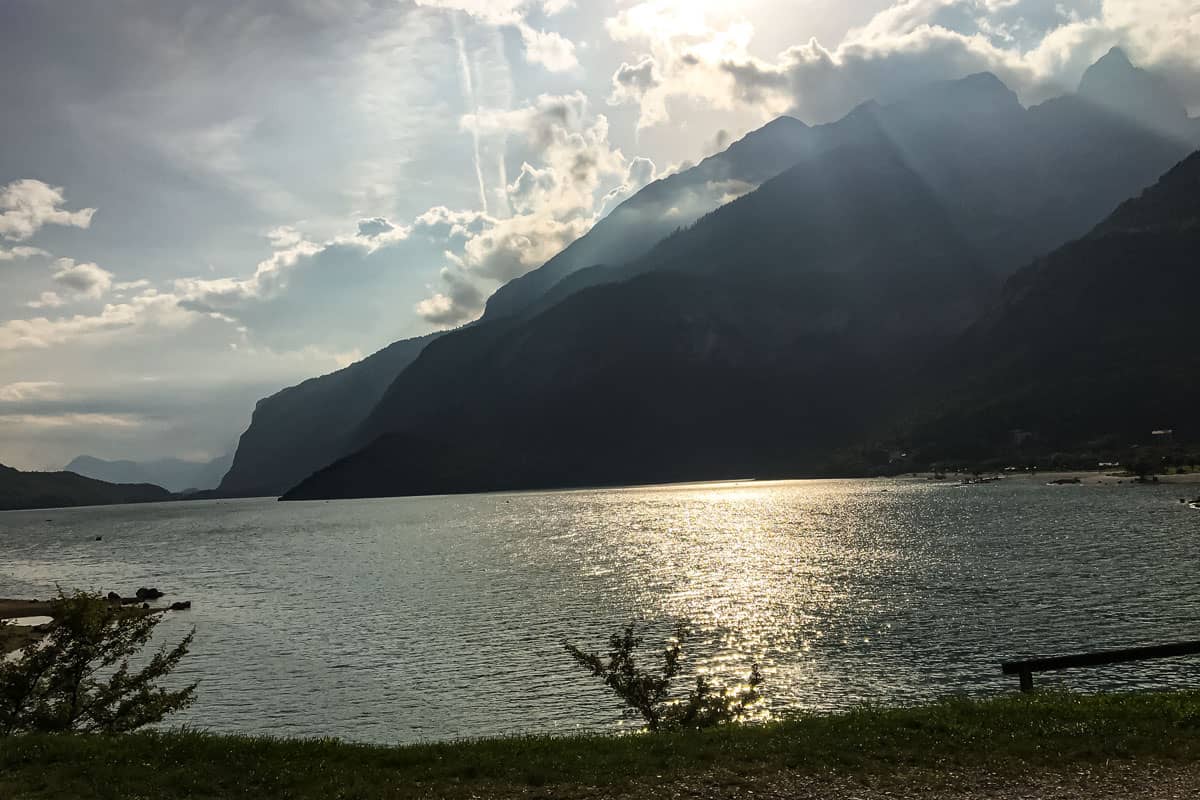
218;119;817;496
213;49;1200;500
64;453;233;494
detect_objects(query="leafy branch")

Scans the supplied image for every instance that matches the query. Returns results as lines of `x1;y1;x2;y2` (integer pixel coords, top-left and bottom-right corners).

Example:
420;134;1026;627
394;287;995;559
566;624;763;732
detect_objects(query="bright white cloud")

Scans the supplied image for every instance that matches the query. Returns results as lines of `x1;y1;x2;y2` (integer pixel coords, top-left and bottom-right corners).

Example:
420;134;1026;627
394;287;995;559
173;233;325;314
604;1;760;128
606;0;1200;127
414;92;635;325
416;0;578;71
0;290;197;351
0;180;96;242
415;0;571;24
518;25;578;72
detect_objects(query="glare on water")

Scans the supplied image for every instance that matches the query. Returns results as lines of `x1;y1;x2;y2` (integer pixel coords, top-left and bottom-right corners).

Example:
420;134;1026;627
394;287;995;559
1;477;1197;743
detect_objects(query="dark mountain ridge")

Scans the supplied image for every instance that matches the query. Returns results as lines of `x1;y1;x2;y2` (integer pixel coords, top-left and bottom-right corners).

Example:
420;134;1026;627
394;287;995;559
0;463;170;512
903;149;1200;460
217;334;440;496
279;51;1197;500
282;139;1005;500
218;117;822;496
290;146;1200;499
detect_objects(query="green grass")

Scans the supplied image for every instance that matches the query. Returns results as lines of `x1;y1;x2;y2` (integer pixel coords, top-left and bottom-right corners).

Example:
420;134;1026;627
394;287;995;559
4;691;1200;799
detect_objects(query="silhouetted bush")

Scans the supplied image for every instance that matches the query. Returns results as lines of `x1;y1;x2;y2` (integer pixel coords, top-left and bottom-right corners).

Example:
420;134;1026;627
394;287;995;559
566;625;763;731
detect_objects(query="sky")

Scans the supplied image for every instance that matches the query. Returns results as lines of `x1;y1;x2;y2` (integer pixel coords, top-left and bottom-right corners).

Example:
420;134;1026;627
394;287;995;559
1;0;1198;470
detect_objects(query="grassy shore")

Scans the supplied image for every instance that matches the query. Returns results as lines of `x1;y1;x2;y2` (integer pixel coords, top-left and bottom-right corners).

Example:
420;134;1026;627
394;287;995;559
3;691;1200;798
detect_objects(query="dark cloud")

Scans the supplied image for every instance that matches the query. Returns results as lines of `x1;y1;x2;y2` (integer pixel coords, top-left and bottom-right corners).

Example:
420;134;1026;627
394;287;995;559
711;129;732;153
416;267;485;325
51;259;112;298
357;217;396;237
613;56;661;94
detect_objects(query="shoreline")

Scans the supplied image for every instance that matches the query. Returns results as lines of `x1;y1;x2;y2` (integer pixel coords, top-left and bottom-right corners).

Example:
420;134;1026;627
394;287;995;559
1;595;190;654
0;598;55;655
6;469;1200;512
901;468;1200;486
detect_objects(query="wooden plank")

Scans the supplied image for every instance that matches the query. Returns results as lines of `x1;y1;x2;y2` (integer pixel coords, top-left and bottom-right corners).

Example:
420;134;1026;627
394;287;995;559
1002;640;1200;675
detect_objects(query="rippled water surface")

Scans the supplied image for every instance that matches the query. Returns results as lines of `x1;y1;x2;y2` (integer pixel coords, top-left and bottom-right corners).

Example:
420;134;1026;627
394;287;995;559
2;477;1199;743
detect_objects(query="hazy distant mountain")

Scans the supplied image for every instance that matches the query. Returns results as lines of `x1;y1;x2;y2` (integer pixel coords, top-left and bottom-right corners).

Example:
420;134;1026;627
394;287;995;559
217;334;440;497
278;51;1200;500
1;463;170;511
66;452;233;494
220;118;822;497
1077;47;1193;141
905;149;1200;459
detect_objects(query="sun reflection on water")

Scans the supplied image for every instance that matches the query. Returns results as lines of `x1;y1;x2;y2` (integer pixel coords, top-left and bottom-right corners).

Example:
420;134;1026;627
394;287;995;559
2;478;1199;742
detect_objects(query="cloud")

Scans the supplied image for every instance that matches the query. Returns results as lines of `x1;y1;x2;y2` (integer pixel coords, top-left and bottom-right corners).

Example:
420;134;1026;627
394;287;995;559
415;92;638;325
51;258;114;299
611;56;662;103
414;266;487;325
0;246;50;262
357;217;396;237
0;412;149;430
415;0;577;71
154;218;450;348
603;2;759;128
0;290;197;351
598;156;658;217
606;0;1200;127
0;180;96;242
0;381;63;403
174;233;325;315
27;292;65;310
414;0;571;23
518;25;578;72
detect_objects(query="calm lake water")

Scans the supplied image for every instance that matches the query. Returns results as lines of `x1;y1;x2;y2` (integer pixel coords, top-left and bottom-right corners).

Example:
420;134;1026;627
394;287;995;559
2;477;1198;743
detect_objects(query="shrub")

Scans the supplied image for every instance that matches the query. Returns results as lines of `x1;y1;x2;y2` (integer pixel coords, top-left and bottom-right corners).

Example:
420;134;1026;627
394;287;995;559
0;591;196;735
565;625;763;732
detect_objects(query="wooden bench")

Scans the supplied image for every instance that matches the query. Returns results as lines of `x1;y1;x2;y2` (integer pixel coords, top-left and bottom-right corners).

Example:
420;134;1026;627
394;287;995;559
1002;641;1200;692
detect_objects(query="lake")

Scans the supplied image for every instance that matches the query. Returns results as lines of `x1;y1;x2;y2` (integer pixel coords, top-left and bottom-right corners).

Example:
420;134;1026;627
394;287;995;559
1;477;1198;743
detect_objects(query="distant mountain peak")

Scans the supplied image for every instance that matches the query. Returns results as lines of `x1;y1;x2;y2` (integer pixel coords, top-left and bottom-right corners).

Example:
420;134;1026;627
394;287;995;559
961;70;1008;89
1079;46;1142;93
1078;46;1188;136
725;115;811;150
1098;46;1133;68
760;115;808;130
887;71;1022;118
